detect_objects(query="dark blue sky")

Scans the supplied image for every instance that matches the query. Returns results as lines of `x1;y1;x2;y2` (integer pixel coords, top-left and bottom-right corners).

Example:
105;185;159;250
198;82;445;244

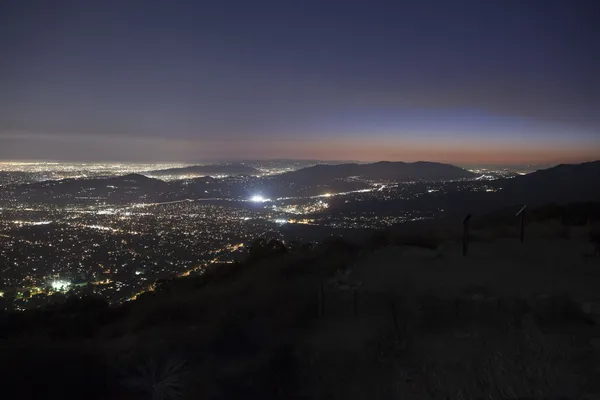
1;0;599;163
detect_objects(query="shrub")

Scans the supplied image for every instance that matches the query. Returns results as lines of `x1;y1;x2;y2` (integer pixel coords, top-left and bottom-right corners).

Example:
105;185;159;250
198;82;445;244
247;238;287;262
119;355;189;400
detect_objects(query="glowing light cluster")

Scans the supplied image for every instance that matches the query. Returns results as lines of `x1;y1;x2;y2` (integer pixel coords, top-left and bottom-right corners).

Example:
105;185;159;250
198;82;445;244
250;195;270;203
11;220;53;226
51;280;71;291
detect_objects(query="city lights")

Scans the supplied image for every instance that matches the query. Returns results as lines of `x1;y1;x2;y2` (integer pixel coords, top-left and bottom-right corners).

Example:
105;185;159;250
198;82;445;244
0;160;517;311
250;195;270;203
50;280;71;292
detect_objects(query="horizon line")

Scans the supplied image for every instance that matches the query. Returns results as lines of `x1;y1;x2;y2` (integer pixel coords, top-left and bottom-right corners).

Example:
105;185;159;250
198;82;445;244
1;157;596;168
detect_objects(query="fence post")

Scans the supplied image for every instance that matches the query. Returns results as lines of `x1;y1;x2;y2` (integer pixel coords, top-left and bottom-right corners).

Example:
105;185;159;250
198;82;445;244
462;214;472;257
318;283;324;317
516;205;527;244
389;297;399;336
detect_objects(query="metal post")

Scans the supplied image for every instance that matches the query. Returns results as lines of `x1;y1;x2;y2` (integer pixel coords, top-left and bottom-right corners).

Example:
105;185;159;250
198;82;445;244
462;214;472;257
389;297;399;336
516;205;527;244
318;283;324;317
520;212;525;243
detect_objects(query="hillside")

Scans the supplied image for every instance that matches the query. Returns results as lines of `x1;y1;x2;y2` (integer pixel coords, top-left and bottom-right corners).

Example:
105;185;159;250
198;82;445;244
498;161;600;205
8;173;173;204
276;161;477;183
322;160;600;218
2;218;600;399
17;173;169;191
147;164;260;177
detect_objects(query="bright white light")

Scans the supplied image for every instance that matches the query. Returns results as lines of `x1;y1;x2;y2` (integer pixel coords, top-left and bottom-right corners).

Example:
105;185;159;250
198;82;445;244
250;195;270;203
275;219;288;224
11;220;53;226
51;280;71;291
97;209;115;215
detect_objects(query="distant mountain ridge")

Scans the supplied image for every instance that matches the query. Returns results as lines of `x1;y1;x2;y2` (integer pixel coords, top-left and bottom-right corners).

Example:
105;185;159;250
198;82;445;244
498;160;600;205
24;173;167;189
277;161;477;182
509;160;600;183
147;164;260;176
320;160;600;217
449;160;600;212
6;160;599;210
8;173;172;204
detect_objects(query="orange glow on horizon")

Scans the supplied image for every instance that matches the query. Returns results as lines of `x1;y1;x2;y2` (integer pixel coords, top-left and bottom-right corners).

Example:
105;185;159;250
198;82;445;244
2;132;597;166
250;138;600;165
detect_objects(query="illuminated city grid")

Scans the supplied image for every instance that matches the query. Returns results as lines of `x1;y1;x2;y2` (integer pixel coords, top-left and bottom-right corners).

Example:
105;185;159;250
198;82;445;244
0;162;511;311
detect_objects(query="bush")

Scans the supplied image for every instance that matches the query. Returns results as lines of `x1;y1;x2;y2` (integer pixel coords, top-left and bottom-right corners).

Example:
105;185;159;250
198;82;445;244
119;354;189;400
247;238;287;262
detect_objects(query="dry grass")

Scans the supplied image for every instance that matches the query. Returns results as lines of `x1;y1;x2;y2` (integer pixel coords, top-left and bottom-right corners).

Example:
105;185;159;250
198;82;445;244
1;231;599;399
119;355;189;400
399;328;581;400
286;288;597;400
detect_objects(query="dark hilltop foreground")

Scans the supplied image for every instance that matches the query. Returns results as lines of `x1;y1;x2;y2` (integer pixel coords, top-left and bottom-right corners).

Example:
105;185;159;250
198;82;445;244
1;203;600;400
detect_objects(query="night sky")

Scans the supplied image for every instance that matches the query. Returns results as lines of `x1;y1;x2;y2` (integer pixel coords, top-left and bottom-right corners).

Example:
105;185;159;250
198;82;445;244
1;0;599;164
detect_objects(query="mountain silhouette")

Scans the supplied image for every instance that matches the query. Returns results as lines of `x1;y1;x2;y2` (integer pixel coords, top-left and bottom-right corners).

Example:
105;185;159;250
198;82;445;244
147;164;260;176
276;161;476;183
498;161;600;205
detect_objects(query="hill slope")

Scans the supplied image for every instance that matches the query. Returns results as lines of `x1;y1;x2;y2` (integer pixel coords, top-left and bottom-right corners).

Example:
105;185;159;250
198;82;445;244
9;173;172;204
147;164;260;177
499;161;600;205
2;228;600;399
276;161;477;183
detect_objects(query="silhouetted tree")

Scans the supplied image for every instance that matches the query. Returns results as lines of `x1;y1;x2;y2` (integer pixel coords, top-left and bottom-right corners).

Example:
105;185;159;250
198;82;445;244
267;238;287;254
248;238;287;261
